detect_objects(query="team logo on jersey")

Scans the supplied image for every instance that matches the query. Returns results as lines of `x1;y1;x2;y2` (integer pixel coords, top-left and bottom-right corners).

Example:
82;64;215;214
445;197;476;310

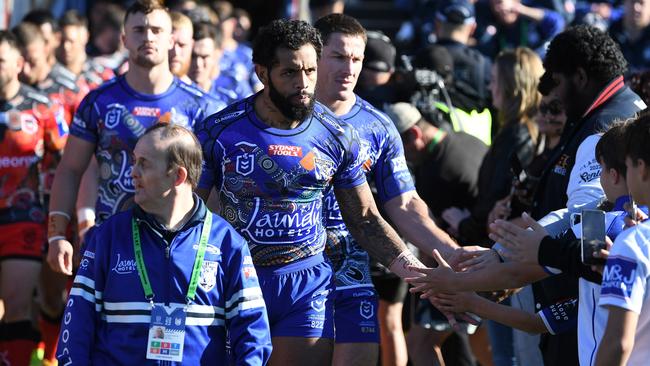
310;290;329;312
115;150;134;192
20;114;38;134
105;103;125;129
578;158;601;183
601;256;637;299
242;264;257;279
359;300;375;320
199;260;219;292
268;144;303;157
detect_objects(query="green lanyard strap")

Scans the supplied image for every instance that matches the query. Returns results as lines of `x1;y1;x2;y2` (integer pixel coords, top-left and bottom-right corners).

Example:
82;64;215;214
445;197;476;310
132;212;213;304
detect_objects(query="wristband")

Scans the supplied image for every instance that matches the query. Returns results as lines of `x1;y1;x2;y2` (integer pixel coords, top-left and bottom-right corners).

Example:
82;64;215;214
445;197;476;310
48;211;71;238
389;251;426;279
77;207;96;224
48;235;66;244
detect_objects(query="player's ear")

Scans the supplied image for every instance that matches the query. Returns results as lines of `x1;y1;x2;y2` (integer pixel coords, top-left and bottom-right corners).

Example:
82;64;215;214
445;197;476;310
255;64;268;87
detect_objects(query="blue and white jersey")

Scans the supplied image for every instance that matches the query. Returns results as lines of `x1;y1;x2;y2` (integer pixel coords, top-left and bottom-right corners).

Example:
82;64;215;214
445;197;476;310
70;76;225;224
58;199;272;365
210;71;253;106
195;94;366;266
543;196;647;366
322;96;415;288
220;44;261;92
599;219;650;365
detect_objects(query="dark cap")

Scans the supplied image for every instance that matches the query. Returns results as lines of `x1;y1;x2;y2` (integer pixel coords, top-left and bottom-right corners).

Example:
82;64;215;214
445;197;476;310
436;0;475;25
413;45;454;78
363;31;396;73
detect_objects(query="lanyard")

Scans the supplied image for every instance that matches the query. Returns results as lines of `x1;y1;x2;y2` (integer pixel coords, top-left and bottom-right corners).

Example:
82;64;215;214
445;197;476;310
132;212;213;304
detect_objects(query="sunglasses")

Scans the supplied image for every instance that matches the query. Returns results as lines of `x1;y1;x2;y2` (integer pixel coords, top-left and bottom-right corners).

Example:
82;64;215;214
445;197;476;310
539;100;563;116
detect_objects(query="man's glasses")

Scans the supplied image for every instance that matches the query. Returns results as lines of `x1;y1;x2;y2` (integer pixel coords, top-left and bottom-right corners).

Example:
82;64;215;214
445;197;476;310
539;100;563;116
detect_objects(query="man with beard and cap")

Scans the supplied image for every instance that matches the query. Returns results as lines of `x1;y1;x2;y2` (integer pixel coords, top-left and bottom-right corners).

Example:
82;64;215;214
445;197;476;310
47;0;224;277
194;18;435;366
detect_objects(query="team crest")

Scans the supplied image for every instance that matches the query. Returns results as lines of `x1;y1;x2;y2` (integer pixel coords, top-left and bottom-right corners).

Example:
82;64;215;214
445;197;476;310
360;300;374;320
199;261;219;292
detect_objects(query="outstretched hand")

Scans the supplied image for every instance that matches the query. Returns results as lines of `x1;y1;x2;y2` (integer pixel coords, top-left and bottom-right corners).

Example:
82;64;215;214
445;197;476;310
488;213;547;264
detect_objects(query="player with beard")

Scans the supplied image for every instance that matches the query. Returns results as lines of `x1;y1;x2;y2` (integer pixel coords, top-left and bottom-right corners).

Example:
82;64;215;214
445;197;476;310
195;19;430;366
47;0;224;277
312;14;462;365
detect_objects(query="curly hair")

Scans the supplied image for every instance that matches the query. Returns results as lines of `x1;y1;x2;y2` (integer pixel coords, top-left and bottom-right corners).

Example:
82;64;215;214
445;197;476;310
252;19;322;70
543;25;627;86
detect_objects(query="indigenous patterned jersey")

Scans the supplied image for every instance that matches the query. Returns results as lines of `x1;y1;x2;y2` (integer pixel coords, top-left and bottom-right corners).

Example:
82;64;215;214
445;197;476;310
0;84;68;225
196;94;366;266
70;75;225;224
322;96;415;286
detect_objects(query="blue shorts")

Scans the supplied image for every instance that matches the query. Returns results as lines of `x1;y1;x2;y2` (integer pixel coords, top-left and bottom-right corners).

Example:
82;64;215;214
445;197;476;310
333;286;380;343
256;253;334;339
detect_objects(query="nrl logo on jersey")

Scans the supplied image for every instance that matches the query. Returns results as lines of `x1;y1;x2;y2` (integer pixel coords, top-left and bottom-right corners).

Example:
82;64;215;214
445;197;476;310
199;260;219;292
235;142;257;176
104;103;126;129
359;300;375;320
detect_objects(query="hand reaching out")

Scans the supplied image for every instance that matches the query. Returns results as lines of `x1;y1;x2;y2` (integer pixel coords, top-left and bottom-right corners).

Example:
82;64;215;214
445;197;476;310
488;213;548;264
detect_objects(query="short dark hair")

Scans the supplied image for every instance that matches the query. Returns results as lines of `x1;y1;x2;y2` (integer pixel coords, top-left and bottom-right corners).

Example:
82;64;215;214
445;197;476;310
0;30;20;52
124;0;170;26
23;9;58;32
595;120;630;176
12;22;45;48
141;123;204;189
193;21;223;49
625;110;650;167
313;13;367;45
59;10;88;29
541;25;627;94
252;19;322;69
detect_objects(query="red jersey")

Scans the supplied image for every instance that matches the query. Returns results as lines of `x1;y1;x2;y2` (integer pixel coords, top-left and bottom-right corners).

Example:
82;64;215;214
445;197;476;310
0;84;68;225
36;63;84;125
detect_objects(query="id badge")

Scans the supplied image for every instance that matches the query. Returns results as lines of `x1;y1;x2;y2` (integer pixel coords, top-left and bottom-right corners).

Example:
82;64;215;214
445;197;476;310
146;305;186;362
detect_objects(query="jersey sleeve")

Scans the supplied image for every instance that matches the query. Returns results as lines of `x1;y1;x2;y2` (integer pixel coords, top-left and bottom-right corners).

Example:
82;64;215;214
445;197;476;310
220;220;272;365
57;230;105;364
332;123;367;189
599;228;650;314
372;111;416;203
195;118;225;190
70;92;100;144
566;135;604;214
537;297;578;335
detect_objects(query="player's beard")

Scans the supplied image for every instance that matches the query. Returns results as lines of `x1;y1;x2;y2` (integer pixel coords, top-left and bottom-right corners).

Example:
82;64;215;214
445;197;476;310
268;78;315;122
133;45;164;68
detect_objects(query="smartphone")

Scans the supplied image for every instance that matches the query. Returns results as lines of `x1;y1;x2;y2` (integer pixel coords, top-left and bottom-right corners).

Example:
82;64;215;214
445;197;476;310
581;209;607;265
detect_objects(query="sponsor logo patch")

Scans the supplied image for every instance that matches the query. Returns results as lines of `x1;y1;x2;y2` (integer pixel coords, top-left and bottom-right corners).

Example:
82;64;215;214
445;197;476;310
268;144;303;157
601;256;638;299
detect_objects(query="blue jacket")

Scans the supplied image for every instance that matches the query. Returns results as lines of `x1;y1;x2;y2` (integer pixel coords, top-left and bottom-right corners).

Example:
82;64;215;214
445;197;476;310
57;197;272;365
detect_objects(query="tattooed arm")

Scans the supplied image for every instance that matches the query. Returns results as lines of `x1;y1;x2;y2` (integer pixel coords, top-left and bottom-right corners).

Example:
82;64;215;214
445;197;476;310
335;182;426;277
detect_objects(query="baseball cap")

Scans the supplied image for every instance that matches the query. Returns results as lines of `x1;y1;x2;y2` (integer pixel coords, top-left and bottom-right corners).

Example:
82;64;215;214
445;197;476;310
363;31;396;72
384;102;423;134
436;0;476;25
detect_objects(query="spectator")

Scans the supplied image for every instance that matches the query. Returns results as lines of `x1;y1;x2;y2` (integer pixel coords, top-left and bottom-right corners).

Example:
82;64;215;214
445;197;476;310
434;0;493;111
609;0;650;75
474;0;565;58
442;47;541;246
